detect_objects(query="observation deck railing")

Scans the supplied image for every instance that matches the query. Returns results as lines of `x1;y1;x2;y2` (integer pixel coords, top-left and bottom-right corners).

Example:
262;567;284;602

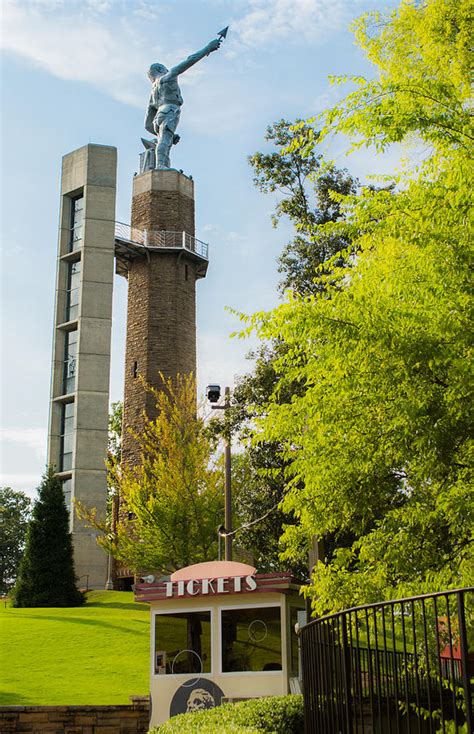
114;221;209;260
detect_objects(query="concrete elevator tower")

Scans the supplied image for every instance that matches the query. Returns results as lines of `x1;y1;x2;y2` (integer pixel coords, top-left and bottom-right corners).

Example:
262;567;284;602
48;144;117;589
118;169;209;467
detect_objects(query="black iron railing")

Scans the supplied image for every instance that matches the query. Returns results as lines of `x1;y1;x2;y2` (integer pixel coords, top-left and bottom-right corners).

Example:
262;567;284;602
300;587;473;733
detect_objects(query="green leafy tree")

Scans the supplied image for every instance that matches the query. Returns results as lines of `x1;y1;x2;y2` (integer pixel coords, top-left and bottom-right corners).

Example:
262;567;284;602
230;451;306;576
13;467;84;607
249;118;357;296
79;374;224;575
241;0;473;613
106;400;122;531
210;345;307;577
0;487;31;595
211;121;358;576
108;400;122;465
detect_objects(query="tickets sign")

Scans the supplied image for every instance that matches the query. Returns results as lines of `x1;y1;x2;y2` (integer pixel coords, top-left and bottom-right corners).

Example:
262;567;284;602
165;575;257;598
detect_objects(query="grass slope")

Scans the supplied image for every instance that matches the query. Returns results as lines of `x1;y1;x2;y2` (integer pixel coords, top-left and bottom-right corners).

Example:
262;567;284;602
0;591;150;706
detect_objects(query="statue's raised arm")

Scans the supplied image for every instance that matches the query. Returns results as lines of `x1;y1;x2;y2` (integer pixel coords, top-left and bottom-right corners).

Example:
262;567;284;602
143;28;228;170
166;37;221;79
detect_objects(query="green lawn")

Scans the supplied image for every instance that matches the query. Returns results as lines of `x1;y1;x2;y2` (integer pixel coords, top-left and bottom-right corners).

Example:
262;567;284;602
0;591;150;705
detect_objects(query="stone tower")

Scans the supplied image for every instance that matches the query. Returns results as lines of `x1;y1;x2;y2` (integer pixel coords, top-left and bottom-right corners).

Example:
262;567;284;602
120;168;208;465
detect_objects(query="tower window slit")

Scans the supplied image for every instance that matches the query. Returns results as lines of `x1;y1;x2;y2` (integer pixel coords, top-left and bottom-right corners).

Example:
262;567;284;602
63;329;78;395
68;194;84;252
65;259;81;322
59;401;74;472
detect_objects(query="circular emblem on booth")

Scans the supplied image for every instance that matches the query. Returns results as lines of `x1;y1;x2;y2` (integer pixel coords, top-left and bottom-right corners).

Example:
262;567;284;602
171;649;203;683
170;678;225;718
248;618;268;643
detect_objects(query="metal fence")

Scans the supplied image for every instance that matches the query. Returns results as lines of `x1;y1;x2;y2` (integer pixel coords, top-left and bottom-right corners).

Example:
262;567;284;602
300;588;473;733
114;221;209;259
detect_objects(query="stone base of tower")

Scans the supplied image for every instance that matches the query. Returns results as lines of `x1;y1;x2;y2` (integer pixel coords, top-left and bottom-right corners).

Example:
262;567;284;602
131;168;195;232
73;528;108;590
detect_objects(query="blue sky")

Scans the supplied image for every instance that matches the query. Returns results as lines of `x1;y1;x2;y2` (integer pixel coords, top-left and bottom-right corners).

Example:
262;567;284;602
1;0;399;497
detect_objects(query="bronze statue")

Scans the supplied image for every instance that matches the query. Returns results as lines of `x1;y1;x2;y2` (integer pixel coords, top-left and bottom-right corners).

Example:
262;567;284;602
144;28;228;170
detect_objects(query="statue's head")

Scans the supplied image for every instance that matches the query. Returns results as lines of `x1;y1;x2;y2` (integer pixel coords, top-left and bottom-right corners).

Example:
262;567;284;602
148;63;168;81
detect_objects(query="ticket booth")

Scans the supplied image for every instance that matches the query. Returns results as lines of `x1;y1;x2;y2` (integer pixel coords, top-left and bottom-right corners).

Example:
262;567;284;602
134;560;304;727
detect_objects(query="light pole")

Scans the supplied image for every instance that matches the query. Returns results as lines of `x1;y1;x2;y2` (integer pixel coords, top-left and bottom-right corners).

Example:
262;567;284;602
217;524;226;561
207;384;233;561
78;574;89;592
105;492;119;590
105;552;114;590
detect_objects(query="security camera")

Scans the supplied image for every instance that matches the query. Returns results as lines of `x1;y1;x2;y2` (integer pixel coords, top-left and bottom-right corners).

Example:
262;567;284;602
206;384;221;403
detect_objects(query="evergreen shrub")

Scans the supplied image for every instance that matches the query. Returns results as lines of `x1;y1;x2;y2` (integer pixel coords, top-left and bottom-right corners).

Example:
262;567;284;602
150;694;303;733
12;466;84;607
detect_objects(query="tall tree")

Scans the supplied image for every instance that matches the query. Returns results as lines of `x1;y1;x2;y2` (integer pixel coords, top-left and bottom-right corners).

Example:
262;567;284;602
0;487;31;595
211;121;358;576
249;118;357;296
242;0;473;613
13;467;84;607
79;374;224;575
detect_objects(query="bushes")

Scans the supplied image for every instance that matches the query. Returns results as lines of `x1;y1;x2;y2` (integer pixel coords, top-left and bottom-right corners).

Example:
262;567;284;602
150;694;303;733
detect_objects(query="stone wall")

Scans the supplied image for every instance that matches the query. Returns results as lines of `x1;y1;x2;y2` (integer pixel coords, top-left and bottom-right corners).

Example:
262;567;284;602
0;703;150;733
131;190;195;235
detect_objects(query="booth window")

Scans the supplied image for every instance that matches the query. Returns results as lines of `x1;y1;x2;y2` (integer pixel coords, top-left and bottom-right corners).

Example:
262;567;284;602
154;611;211;675
221;606;282;673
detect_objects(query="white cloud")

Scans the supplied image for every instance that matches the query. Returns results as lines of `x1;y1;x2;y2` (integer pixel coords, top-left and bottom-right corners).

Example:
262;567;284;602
1;1;155;107
0;428;47;497
0;427;47;457
0;474;40;498
0;428;47;496
232;0;348;48
133;1;159;22
85;0;113;12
